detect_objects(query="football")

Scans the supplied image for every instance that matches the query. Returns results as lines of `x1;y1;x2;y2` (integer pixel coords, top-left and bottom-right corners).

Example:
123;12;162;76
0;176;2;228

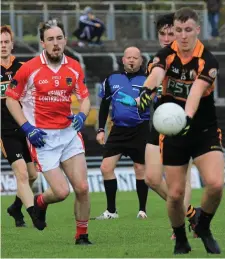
153;103;187;136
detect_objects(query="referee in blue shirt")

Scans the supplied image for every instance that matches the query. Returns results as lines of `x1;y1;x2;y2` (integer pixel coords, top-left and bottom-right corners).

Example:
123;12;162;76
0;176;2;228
95;47;149;219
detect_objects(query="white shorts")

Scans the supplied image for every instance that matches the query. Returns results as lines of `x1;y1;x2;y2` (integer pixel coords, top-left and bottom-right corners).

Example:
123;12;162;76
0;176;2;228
29;126;85;172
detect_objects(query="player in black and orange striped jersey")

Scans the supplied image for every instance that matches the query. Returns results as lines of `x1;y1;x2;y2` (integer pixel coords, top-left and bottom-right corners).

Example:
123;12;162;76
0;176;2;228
1;25;45;230
140;8;224;254
144;13;199;241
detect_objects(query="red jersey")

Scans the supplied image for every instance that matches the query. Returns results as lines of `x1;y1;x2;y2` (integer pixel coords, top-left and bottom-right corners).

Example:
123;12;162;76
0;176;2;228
6;51;89;129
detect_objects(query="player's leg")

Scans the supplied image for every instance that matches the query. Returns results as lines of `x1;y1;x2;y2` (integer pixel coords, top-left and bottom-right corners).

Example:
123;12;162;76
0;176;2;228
133;162;148;218
97;154;121;219
193;151;223;254
1;130;44;230
61;153;92;245
162;135;191;254
184;160;200;237
190;127;224;254
128;120;149;218
144;144;167;200
27;162;38;187
165;164;191;253
34;167;70;227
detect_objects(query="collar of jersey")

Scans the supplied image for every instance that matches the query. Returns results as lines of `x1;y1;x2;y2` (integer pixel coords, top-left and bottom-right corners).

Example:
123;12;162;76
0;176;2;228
171;40;204;58
40;50;68;65
122;68;145;78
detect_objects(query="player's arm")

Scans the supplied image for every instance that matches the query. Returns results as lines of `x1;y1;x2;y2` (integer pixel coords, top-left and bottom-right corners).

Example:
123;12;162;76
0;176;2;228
68;64;90;131
96;77;111;145
5;68;47;148
178;55;219;136
185;79;211;118
185;56;218;118
6;97;27;126
138;54;167;111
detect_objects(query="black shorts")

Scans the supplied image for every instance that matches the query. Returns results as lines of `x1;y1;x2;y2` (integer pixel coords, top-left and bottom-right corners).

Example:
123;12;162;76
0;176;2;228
103;120;149;164
160;125;223;166
147;124;159;146
1;129;32;165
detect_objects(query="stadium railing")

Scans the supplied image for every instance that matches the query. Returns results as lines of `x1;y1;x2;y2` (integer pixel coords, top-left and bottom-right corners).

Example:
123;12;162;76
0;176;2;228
2;1;220;41
14;51;225;106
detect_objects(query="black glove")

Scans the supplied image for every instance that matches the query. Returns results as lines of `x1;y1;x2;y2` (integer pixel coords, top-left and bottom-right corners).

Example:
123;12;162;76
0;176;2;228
139;87;156;112
178;116;192;136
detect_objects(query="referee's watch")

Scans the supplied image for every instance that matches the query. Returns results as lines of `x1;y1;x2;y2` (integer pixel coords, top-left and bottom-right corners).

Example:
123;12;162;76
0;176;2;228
97;128;105;134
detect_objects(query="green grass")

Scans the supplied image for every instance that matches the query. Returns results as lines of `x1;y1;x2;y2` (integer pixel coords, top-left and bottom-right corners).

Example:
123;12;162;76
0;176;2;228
1;190;225;258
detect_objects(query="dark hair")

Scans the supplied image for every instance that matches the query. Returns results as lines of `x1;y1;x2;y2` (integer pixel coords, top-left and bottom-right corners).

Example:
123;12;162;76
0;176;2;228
39;18;65;41
156;13;174;31
1;25;13;40
174;7;199;24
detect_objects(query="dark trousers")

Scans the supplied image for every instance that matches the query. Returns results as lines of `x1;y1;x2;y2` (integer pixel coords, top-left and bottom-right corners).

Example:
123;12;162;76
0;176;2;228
208;12;220;37
73;24;105;42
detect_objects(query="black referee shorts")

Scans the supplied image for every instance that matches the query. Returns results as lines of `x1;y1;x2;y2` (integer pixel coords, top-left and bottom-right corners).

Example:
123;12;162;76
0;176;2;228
160;125;223;166
103;120;149;164
1;129;32;165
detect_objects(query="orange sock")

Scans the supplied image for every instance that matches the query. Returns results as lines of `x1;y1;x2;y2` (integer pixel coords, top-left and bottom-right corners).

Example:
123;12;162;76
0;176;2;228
37;194;48;209
75;220;88;239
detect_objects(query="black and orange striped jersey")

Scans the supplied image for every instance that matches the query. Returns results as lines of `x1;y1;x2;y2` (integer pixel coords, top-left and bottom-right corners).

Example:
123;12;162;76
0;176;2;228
1;56;24;130
150;40;219;130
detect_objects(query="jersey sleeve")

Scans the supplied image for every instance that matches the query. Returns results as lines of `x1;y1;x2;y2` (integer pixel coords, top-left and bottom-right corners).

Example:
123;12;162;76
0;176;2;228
145;56;154;76
74;64;89;100
151;47;174;71
198;53;219;85
5;63;29;100
98;76;111;99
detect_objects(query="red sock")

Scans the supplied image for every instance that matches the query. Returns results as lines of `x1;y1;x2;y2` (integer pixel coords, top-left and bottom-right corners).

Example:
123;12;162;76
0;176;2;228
37;194;48;209
75;220;88;239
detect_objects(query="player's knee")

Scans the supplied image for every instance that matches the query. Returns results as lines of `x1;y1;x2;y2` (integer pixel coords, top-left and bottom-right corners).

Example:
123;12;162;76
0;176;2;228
168;187;185;202
14;167;29;183
206;178;224;195
134;163;145;178
100;163;114;177
145;175;160;189
29;171;38;182
55;188;70;201
75;181;89;195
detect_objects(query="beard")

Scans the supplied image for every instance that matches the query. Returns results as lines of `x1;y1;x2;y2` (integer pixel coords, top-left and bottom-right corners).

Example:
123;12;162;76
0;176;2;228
45;50;63;64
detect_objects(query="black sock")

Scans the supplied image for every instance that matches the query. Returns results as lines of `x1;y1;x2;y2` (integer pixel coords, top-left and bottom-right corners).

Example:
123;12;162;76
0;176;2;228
186;204;196;219
27;206;34;218
136;179;149;212
198;209;214;229
13;196;23;209
104;179;117;213
173;223;187;242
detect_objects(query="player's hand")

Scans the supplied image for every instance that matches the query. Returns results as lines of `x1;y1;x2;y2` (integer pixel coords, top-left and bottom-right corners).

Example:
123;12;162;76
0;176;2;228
139;87;153;112
96;129;105;145
67;112;87;132
21;122;47;148
178;116;192;136
116;91;137;107
95;23;101;28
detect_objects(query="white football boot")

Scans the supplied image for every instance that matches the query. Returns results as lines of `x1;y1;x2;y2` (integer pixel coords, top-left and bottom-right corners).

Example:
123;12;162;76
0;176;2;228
95;210;119;220
137;210;147;219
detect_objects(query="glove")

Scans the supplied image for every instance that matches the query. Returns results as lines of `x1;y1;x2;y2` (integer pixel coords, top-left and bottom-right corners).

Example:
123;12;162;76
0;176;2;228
178;116;192;136
139;87;155;112
67;112;87;131
21;122;47;148
116;91;137;107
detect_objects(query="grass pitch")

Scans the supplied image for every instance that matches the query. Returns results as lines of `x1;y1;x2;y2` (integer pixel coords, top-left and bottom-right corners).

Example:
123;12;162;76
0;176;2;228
1;189;225;258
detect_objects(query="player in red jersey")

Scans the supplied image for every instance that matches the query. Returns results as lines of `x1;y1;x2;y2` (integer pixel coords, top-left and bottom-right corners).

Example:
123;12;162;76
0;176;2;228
6;19;92;245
